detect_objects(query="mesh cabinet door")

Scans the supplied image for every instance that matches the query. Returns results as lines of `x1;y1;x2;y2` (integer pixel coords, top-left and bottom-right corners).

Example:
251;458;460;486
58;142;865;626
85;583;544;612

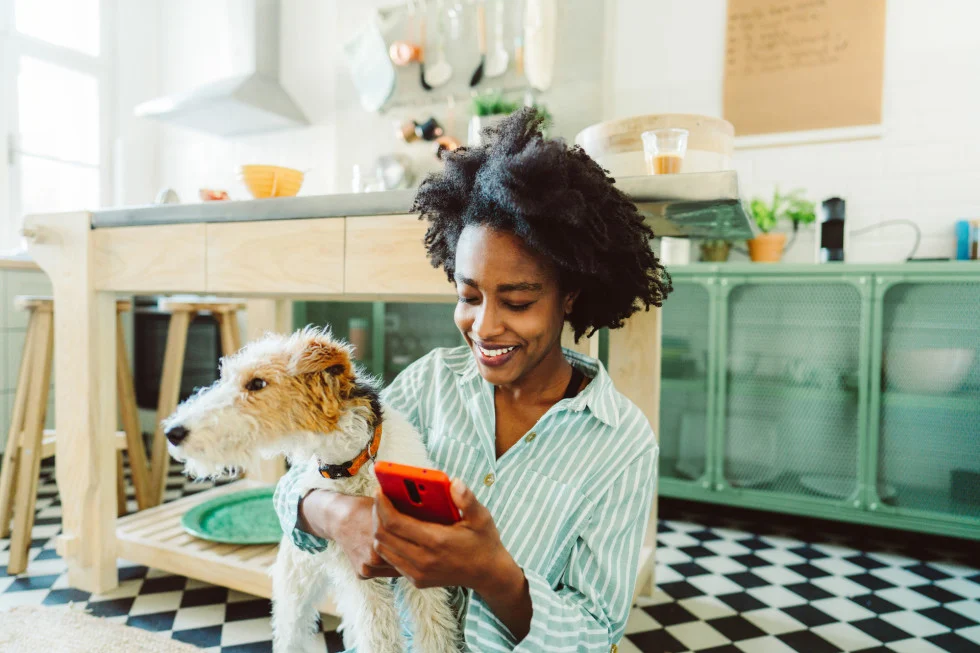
659;280;713;485
721;281;864;502
875;281;980;519
384;303;463;384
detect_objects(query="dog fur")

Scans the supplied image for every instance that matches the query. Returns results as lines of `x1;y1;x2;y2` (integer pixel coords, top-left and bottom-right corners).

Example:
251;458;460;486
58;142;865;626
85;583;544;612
164;327;459;653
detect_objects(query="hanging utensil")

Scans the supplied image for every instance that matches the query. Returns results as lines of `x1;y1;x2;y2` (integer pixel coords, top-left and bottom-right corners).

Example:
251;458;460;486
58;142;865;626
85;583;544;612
390;0;422;66
485;0;509;78
344;19;396;112
469;0;487;87
419;14;433;90
524;0;556;91
424;1;453;87
447;1;463;40
514;0;525;77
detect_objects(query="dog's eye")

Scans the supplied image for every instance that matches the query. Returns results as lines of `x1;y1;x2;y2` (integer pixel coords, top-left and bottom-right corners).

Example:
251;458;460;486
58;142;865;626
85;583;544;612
245;378;267;392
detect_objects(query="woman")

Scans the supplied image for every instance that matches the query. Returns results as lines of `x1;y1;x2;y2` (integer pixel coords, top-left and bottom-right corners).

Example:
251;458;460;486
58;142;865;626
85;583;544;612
274;108;672;651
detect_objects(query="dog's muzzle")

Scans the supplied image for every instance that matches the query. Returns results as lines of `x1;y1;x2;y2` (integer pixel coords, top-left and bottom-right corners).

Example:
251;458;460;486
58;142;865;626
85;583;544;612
166;425;189;445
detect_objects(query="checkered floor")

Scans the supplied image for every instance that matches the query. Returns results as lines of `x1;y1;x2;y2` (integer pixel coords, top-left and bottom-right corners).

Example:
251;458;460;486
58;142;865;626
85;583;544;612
2;461;979;652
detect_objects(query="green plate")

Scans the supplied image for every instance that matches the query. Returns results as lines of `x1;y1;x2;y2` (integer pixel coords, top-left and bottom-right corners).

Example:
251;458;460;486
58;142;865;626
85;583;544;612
181;487;283;544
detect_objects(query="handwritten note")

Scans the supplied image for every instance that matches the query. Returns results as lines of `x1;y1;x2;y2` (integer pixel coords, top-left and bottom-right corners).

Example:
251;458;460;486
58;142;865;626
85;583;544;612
723;0;885;136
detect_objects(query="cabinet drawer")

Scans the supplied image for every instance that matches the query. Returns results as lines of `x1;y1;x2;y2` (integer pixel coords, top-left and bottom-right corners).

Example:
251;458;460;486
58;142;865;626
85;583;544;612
344;215;452;297
206;219;345;295
94;224;207;292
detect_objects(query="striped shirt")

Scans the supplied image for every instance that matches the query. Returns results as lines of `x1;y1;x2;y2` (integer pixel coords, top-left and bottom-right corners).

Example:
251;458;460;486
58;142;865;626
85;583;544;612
274;346;658;652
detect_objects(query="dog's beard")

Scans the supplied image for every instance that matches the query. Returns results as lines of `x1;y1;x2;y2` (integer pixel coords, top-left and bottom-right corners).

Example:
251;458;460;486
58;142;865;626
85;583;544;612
169;440;257;481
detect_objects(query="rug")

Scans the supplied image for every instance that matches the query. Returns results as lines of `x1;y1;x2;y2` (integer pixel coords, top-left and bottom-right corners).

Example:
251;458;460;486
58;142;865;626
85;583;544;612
0;605;203;652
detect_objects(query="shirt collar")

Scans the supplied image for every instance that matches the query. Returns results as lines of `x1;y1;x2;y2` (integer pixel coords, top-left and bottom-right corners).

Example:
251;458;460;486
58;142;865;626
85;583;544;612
440;345;620;428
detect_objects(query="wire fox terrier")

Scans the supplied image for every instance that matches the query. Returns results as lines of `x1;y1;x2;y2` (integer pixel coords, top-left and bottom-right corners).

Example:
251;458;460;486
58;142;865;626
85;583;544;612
163;327;459;653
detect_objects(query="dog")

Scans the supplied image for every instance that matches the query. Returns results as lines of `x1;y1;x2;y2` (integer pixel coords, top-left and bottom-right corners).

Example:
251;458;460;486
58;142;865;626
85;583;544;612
163;327;459;653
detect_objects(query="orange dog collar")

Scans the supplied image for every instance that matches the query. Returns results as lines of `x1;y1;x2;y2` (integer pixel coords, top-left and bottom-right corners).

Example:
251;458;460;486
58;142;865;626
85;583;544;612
319;424;382;480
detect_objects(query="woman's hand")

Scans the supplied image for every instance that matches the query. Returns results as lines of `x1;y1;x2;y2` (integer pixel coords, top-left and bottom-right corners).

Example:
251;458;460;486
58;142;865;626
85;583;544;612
299;490;400;579
372;479;521;596
373;479;533;639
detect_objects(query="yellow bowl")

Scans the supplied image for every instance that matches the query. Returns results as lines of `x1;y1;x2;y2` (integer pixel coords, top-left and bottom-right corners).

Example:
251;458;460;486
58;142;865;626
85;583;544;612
239;165;304;198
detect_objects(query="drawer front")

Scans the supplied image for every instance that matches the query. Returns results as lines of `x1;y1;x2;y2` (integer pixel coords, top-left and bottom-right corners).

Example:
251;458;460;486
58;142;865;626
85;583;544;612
344;215;452;297
94;224;207;292
206;219;345;295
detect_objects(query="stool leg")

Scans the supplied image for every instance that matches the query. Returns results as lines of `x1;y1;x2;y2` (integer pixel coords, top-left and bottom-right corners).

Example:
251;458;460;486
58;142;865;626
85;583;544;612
116;313;151;511
215;310;243;358
115;451;126;516
0;317;38;538
7;309;54;575
149;309;191;505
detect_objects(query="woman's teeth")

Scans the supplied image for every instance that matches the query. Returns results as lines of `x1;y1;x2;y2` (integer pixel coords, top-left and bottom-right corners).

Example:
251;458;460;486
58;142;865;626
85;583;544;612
478;344;517;358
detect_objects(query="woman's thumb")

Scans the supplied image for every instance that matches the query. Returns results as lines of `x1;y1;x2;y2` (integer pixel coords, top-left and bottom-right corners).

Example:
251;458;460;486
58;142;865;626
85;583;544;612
450;478;473;512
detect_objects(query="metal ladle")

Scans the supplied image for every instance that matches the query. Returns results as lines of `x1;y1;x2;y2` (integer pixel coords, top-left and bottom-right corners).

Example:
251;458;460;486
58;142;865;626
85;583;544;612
424;1;453;87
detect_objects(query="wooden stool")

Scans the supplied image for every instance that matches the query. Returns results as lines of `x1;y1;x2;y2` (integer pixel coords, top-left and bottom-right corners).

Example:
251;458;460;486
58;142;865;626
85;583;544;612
147;299;246;506
0;297;152;575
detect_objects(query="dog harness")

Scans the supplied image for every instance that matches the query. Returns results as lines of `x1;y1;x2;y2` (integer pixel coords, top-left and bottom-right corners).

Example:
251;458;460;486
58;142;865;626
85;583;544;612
318;423;382;480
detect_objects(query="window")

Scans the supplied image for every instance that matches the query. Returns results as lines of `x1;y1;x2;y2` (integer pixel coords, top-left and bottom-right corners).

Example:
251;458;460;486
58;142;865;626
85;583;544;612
0;0;111;251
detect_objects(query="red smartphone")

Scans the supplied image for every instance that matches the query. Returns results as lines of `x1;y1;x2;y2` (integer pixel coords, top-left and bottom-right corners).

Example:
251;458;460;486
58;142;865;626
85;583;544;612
374;462;461;525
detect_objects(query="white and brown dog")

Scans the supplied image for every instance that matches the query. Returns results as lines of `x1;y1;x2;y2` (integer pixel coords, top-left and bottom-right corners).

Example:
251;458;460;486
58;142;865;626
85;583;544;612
163;327;458;653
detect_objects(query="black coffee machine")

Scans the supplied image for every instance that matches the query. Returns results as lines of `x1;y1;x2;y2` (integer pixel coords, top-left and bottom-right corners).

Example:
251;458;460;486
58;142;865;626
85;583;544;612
819;197;846;262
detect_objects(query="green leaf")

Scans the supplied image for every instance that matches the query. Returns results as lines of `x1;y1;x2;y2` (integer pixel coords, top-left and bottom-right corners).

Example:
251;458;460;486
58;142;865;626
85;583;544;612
749;197;777;233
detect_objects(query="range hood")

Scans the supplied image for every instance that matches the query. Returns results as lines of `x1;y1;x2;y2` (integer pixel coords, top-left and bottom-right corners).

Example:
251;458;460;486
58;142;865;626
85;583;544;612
134;0;308;137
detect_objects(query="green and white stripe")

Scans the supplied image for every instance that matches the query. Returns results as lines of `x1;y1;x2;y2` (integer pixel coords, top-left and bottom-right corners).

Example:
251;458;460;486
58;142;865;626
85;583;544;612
274;346;658;652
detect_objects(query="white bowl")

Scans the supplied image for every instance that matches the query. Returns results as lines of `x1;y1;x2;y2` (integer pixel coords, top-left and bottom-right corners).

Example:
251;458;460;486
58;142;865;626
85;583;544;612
884;348;975;394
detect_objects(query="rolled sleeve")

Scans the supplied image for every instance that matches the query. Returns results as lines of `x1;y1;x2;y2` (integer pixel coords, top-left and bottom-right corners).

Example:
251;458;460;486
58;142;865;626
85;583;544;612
273;458;329;554
471;445;658;651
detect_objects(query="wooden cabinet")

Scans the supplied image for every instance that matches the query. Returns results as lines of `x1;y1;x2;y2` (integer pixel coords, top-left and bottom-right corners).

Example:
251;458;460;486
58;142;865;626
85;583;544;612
94;224;207;293
206;219;345;295
344;215;453;297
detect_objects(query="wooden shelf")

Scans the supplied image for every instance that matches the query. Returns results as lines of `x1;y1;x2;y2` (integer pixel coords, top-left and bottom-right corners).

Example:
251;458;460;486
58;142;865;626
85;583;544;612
115;480;338;615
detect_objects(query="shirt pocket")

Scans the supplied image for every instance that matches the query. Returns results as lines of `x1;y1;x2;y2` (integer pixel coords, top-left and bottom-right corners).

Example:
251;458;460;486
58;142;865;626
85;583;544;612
495;468;591;580
424;426;485;482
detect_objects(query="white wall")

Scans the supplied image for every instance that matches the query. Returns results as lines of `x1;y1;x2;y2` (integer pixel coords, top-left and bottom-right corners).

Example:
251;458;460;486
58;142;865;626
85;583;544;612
607;0;980;263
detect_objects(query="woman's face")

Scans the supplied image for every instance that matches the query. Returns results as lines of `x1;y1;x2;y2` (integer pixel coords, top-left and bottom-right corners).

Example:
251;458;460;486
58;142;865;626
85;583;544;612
453;225;576;386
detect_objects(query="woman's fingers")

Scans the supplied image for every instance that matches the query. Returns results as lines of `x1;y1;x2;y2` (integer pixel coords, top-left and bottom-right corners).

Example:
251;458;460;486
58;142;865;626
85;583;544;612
373;489;440;547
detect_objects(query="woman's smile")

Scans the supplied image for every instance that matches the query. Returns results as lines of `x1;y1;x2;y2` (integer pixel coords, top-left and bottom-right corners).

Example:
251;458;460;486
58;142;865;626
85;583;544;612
473;341;521;367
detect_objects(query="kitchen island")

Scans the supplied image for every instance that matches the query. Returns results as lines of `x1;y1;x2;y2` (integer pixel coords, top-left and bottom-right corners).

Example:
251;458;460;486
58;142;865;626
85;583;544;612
24;172;752;606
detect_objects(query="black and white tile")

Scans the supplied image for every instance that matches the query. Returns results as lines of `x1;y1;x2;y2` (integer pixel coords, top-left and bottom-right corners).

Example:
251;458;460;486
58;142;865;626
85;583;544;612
3;461;979;652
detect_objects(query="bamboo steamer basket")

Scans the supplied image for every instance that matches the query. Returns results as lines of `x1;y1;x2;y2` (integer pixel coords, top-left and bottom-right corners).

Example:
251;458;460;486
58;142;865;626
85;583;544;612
574;114;734;176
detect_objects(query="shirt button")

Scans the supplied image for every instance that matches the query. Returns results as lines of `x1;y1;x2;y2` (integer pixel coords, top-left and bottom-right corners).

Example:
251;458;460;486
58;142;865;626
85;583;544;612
525;431;537;443
610;645;618;653
483;472;496;487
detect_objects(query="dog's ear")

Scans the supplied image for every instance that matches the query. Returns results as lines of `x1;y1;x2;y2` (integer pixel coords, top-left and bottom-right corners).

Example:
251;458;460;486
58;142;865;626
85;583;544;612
291;339;351;377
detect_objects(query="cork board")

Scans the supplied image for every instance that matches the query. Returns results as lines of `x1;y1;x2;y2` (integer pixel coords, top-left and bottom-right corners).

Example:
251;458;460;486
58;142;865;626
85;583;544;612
723;0;886;136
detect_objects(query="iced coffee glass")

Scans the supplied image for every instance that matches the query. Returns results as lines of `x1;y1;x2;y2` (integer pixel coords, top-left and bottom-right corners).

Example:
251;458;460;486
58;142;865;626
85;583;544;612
641;128;688;174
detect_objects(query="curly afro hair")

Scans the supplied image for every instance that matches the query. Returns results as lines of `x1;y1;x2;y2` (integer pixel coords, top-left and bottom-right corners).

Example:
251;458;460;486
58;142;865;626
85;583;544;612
412;108;672;341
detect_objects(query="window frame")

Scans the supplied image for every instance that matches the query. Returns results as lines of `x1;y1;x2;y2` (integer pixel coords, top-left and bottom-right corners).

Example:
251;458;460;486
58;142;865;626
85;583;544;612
0;0;115;250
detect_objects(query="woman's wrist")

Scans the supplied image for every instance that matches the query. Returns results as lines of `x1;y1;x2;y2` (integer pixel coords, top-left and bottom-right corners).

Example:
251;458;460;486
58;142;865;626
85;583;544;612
298;489;341;541
473;547;533;641
475;548;528;606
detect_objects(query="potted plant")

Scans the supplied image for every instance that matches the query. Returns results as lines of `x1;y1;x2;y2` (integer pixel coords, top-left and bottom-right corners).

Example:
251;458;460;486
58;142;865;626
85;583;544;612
699;239;732;262
746;188;815;263
468;94;553;146
469;93;521;146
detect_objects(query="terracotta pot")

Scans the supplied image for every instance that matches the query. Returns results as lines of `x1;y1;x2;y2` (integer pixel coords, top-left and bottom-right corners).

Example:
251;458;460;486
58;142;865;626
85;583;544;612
747;232;786;263
700;241;731;262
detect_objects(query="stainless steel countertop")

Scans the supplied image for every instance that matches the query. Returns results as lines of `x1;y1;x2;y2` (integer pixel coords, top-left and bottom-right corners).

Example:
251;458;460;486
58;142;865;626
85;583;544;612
90;171;754;240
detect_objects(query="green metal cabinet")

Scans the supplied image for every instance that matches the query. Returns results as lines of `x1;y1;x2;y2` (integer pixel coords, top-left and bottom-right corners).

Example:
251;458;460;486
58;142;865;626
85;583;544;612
295;300;463;385
660;263;980;540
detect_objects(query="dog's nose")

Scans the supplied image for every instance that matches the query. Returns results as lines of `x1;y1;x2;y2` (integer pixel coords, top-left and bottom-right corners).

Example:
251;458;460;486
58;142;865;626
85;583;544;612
166;425;189;446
